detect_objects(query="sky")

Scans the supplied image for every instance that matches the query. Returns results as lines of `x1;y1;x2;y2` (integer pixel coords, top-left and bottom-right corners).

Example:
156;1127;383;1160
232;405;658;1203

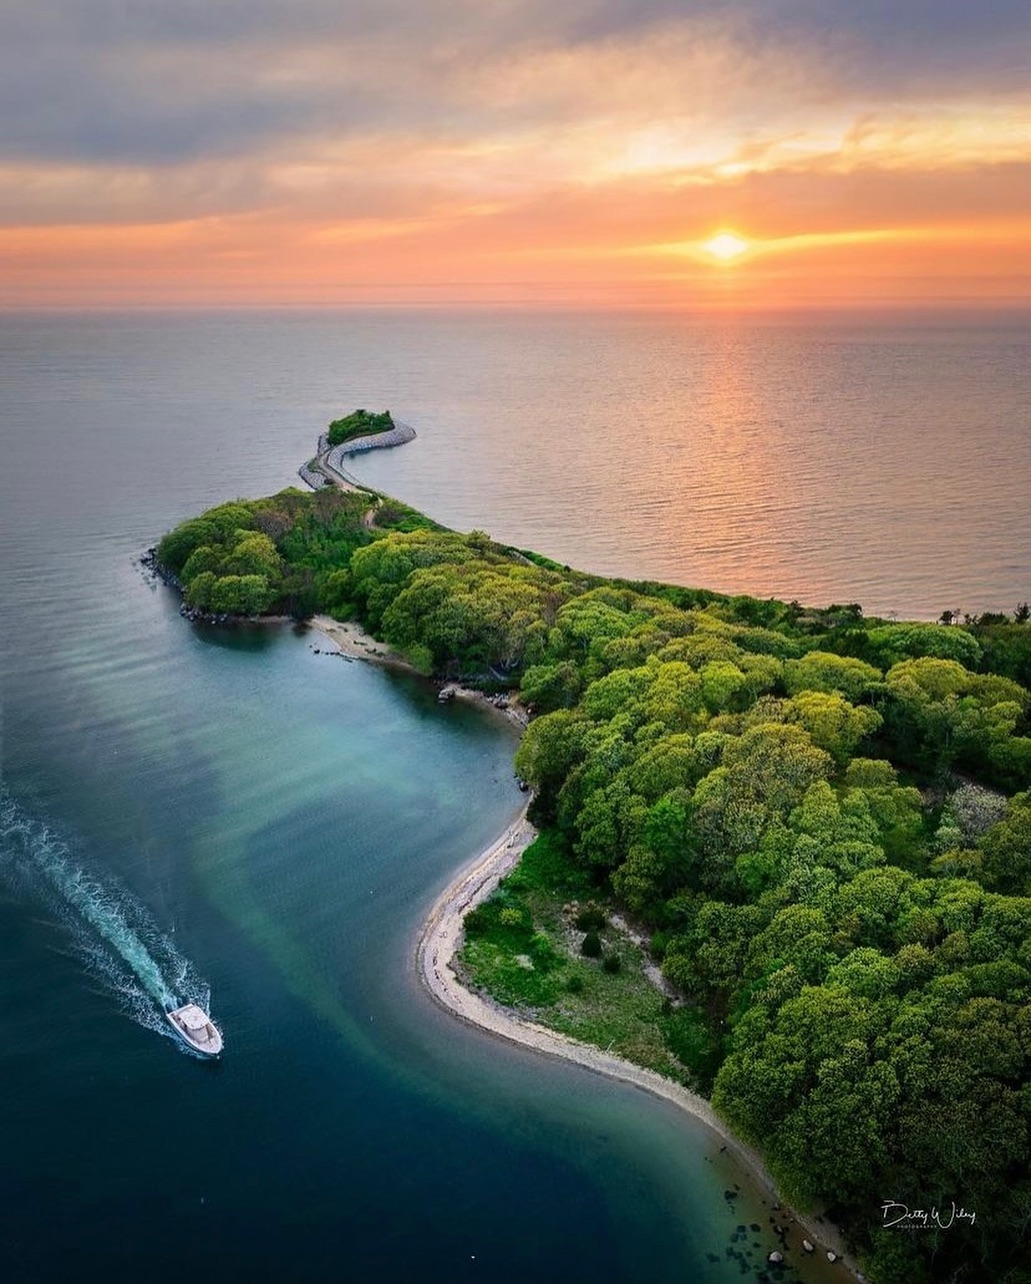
3;0;1030;309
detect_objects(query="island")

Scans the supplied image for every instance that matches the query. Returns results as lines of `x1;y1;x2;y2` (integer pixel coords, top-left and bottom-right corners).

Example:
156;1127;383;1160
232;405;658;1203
153;421;1031;1284
298;408;417;493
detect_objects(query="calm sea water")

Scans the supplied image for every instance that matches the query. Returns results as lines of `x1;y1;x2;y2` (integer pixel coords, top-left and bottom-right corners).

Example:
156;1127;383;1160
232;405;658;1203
344;309;1031;620
1;308;1025;1283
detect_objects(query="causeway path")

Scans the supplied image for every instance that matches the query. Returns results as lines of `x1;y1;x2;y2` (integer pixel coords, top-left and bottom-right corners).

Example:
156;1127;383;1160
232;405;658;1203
302;421;417;492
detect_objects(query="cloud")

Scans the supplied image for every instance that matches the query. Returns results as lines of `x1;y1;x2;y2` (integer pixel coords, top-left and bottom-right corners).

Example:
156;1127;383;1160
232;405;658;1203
3;1;1029;167
2;1;1030;305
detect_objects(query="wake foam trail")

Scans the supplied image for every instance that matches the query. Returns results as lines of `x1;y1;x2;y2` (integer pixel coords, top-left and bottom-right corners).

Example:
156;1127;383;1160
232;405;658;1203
0;792;210;1047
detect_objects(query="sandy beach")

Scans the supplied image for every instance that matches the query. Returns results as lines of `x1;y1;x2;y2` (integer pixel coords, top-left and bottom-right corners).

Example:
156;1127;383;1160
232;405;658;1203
311;614;406;665
416;807;862;1281
310;615;529;727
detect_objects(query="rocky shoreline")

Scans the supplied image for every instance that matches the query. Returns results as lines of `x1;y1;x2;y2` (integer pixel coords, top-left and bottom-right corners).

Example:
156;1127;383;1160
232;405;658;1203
140;548;274;625
333;419;417;455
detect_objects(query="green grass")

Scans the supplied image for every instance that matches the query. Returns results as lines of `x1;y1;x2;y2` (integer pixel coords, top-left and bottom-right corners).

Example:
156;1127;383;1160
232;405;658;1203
457;833;706;1084
502;831;592;898
374;498;450;533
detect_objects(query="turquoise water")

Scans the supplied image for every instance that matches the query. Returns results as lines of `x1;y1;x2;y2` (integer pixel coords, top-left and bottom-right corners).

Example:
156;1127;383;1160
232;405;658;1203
4;307;1016;1282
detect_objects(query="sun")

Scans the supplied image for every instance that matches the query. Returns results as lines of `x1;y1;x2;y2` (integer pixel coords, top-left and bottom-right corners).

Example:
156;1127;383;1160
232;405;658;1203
702;231;750;262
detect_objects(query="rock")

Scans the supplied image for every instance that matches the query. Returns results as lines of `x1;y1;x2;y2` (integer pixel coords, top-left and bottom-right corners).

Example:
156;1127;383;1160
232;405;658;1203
802;1240;814;1253
827;1251;837;1262
438;685;458;703
767;1251;783;1264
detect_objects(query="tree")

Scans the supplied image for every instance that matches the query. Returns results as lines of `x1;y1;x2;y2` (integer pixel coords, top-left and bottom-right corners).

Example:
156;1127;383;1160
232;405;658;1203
156;502;256;573
698;660;749;713
326;408;393;446
641;661;706;730
786;691;882;764
721;723;833;814
783;650;883;701
581;665;656;722
513;710;587;819
180;544;222;582
867;622;982;668
625;736;700;801
979;792;1031;895
220;532;282;580
574;778;648;869
208;574;274;615
519;661;581;711
748;905;837;984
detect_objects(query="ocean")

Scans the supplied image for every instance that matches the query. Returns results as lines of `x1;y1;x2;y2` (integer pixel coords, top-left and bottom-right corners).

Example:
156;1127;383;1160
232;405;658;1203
1;308;1027;1282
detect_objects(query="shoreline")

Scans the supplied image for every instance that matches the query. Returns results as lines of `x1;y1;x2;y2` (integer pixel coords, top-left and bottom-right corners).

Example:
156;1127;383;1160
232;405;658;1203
309;614;529;728
310;614;409;667
416;807;863;1283
156;532;862;1277
310;602;861;1278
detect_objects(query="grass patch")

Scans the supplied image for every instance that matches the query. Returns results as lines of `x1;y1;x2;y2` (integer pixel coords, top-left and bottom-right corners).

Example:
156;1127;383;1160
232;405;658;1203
457;832;707;1085
503;831;592;898
374;498;449;533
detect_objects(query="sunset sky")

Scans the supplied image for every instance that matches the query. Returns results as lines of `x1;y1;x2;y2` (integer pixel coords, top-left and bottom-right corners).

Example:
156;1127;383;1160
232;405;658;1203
4;1;1031;309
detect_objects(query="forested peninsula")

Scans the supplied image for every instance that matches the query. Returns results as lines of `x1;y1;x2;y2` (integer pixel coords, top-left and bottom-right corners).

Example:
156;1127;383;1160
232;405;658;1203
155;432;1031;1284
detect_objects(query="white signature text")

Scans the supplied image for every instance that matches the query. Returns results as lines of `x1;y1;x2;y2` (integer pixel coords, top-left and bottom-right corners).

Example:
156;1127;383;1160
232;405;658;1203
881;1200;976;1230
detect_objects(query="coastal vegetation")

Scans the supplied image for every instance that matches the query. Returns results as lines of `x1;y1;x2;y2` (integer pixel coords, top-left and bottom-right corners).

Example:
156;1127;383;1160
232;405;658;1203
326;408;394;447
157;480;1031;1284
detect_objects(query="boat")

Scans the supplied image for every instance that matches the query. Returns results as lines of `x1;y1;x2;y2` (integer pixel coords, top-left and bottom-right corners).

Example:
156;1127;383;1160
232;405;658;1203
165;1002;223;1057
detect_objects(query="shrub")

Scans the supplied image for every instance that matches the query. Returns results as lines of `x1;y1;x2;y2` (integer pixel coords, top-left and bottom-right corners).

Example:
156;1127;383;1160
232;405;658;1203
565;973;586;995
529;932;561;970
662;1007;720;1088
404;643;435;676
602;953;622;974
580;930;602;958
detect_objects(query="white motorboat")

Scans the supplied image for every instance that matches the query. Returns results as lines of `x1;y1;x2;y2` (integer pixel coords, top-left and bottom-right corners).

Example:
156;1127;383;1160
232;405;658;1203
166;1002;223;1057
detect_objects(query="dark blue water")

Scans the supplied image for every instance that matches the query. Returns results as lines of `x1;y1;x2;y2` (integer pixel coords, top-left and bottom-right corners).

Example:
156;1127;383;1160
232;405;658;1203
0;310;869;1283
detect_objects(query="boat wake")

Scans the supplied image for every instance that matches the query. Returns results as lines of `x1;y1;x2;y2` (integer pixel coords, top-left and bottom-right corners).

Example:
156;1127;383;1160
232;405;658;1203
0;792;211;1054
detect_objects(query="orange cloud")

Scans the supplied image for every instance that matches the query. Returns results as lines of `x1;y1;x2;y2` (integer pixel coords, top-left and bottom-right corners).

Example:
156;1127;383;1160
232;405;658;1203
3;11;1031;307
